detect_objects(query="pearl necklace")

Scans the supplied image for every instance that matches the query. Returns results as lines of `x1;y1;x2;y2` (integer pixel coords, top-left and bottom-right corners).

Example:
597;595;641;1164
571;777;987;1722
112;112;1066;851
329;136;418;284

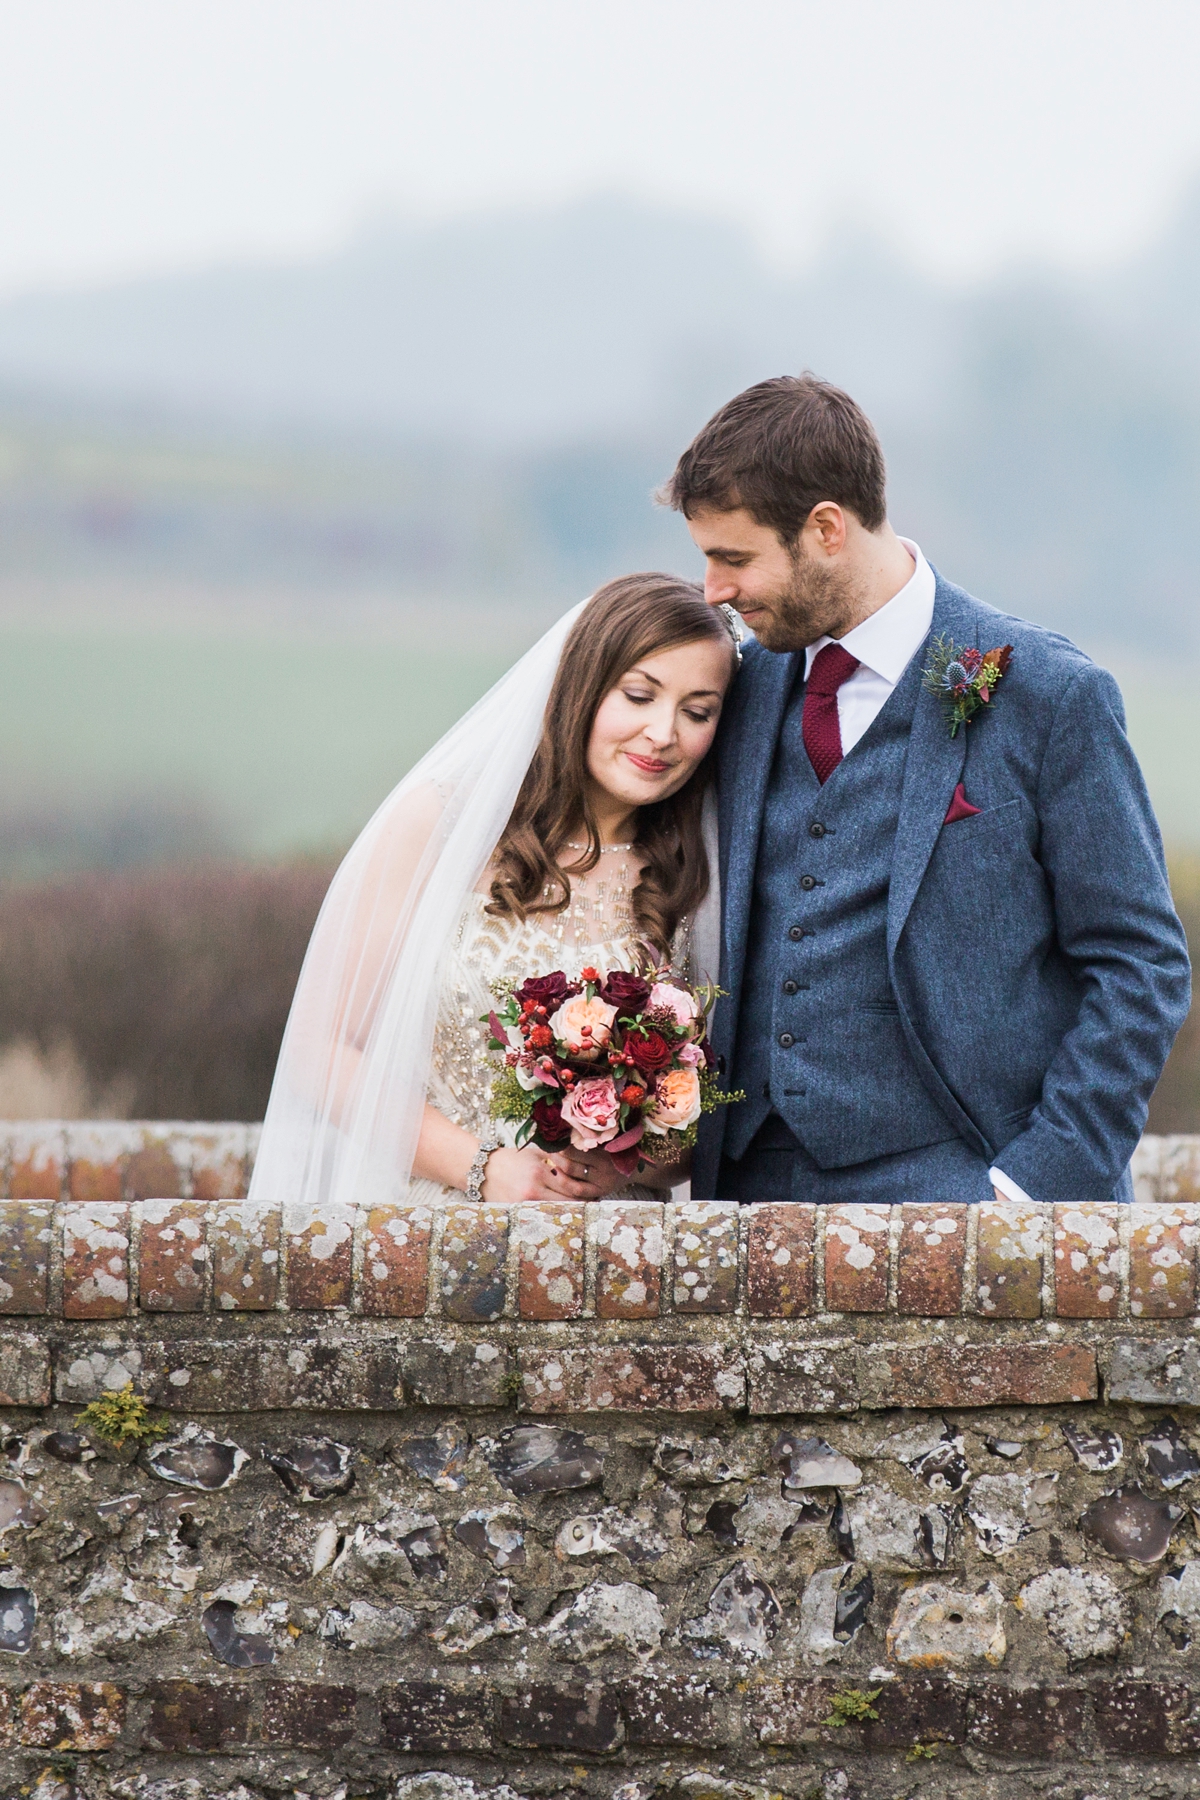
565;841;635;854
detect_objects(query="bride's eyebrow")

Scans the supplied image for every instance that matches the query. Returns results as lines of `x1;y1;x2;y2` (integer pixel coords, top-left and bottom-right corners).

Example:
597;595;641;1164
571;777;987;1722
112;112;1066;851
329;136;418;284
624;667;721;699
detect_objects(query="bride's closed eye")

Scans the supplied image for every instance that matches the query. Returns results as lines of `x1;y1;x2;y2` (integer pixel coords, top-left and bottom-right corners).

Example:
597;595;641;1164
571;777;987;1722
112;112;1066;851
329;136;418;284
621;687;714;724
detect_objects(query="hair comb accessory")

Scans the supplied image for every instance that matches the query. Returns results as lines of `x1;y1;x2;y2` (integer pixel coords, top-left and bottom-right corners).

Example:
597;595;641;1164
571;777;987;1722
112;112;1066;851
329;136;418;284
718;603;744;666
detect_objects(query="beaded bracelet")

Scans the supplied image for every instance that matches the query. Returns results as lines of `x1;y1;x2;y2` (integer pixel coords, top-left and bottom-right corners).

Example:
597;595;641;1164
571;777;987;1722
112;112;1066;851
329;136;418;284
465;1134;502;1202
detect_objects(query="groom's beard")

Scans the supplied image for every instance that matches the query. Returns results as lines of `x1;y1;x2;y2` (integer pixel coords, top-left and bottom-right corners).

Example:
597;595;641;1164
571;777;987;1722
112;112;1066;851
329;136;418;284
750;546;866;653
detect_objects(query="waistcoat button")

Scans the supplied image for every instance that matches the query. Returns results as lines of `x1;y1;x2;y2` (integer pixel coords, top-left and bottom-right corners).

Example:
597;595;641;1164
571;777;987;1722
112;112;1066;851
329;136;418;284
782;979;798;995
809;822;826;838
800;874;817;890
778;1032;795;1048
788;925;804;941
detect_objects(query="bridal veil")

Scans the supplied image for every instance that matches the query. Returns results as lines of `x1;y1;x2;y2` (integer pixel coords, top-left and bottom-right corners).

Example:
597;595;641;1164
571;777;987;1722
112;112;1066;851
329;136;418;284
250;599;721;1214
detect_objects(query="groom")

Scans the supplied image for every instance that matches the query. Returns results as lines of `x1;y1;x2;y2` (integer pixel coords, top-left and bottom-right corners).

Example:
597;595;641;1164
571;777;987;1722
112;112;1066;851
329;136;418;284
665;375;1191;1207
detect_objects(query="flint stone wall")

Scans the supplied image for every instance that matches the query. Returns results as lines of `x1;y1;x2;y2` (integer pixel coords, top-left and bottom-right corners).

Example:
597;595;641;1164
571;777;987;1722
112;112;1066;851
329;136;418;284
0;1126;1199;1800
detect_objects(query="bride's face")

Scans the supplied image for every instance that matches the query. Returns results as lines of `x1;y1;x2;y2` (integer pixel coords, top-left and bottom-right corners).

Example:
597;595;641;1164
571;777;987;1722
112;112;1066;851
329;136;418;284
584;636;733;815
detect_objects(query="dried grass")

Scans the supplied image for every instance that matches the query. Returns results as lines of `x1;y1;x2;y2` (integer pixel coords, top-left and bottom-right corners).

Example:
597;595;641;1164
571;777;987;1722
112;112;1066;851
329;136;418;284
1147;853;1200;1135
0;849;1194;1131
0;859;334;1120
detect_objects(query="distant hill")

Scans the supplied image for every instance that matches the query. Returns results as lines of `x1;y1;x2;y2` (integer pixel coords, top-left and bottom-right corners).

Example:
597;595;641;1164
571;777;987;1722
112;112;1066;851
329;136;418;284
0;196;954;444
0;191;1197;647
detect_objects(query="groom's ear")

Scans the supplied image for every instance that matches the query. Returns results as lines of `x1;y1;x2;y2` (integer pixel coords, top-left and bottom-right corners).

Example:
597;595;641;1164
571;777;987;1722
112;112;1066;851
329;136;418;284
800;502;849;560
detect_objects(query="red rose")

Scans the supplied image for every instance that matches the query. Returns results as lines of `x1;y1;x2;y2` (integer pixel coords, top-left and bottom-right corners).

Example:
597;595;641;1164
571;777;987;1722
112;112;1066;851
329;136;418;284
531;1097;572;1143
627;1028;673;1075
516;971;574;1010
599;970;651;1015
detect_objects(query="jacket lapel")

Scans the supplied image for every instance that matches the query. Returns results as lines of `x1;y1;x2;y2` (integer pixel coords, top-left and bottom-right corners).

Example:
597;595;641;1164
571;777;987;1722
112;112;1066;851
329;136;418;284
718;645;798;1039
886;577;980;960
885;575;995;1158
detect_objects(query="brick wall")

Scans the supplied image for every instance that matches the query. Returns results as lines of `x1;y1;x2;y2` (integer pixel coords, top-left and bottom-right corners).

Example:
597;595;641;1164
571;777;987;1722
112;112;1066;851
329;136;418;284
0;1125;1198;1800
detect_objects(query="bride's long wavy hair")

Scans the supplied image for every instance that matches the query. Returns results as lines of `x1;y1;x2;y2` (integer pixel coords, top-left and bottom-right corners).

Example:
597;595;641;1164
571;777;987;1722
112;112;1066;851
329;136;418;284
487;573;734;954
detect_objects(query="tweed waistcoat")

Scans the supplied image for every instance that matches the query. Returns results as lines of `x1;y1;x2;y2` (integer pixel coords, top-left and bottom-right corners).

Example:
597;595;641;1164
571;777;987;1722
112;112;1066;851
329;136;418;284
724;647;959;1168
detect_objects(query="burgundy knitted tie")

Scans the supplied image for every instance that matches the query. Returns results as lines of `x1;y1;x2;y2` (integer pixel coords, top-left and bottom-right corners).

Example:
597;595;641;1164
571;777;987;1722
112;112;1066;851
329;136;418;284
802;642;861;785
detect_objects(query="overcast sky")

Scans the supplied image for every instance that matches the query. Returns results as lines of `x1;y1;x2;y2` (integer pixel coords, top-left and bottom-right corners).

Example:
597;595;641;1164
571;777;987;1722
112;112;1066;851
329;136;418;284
2;0;1200;295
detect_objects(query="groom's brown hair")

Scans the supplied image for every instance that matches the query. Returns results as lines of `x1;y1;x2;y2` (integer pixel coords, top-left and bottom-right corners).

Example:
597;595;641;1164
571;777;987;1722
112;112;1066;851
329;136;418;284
663;373;887;540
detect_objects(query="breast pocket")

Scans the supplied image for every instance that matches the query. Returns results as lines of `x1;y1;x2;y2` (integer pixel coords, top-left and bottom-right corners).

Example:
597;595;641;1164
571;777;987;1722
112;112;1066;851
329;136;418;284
939;797;1027;865
928;794;1049;950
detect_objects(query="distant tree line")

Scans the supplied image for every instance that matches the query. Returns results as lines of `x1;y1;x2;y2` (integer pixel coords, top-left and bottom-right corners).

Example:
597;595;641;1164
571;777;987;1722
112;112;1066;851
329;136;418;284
1156;855;1200;1134
0;853;1195;1135
0;860;334;1120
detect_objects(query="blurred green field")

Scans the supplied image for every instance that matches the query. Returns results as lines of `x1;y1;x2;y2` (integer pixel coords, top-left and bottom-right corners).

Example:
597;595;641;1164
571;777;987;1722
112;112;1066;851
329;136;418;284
0;625;1194;878
1104;655;1200;851
0;620;533;870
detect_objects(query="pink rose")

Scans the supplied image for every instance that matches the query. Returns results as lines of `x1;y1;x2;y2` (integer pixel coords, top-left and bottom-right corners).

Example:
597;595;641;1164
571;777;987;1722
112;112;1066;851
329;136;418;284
560;1075;621;1149
549;993;617;1059
648;981;699;1028
645;1066;702;1134
677;1041;704;1067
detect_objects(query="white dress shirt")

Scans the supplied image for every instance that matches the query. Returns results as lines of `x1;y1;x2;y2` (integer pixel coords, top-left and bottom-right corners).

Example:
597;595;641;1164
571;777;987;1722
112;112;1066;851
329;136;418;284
805;535;1031;1207
804;536;934;749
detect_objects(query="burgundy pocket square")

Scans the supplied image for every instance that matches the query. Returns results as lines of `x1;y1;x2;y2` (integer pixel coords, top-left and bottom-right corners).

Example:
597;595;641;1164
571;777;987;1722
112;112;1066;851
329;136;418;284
943;782;982;824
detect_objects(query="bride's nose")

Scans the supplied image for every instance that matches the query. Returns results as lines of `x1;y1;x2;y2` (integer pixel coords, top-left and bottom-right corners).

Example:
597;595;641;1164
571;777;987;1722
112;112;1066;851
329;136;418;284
640;707;677;749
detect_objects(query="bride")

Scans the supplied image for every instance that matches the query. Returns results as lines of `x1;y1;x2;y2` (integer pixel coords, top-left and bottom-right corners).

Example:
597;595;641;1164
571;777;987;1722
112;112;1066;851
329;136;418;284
250;573;740;1212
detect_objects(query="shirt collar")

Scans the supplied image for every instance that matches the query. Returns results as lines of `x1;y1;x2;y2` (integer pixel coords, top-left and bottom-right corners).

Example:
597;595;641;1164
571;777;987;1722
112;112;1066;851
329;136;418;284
804;538;935;686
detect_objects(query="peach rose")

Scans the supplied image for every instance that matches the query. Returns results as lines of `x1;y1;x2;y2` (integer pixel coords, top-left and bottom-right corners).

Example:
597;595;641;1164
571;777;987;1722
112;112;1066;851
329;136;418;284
645;1066;702;1134
549;993;617;1058
559;1075;621;1148
648;981;699;1027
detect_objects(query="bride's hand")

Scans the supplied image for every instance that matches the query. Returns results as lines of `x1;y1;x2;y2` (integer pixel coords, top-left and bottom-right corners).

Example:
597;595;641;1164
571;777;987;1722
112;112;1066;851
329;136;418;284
481;1144;614;1205
544;1145;630;1199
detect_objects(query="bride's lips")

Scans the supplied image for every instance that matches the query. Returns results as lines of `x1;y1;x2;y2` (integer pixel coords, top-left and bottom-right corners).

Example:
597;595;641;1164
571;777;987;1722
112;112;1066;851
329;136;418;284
625;751;673;776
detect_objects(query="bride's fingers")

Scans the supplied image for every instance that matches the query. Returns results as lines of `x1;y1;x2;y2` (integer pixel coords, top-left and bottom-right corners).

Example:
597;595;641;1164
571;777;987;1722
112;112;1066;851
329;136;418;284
546;1157;589;1184
543;1166;602;1200
550;1159;590;1188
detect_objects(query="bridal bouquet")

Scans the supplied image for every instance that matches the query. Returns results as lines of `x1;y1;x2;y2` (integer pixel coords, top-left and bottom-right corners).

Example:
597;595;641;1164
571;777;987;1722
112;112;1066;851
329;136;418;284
485;964;741;1175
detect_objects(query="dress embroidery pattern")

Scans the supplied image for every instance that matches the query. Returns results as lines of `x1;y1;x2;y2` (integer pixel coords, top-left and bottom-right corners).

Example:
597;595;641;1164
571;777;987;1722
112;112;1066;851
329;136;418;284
415;863;688;1202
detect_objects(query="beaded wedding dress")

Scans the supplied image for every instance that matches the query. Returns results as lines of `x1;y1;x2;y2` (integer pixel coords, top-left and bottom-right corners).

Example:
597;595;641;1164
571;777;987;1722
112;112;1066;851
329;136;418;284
412;857;689;1205
250;598;716;1215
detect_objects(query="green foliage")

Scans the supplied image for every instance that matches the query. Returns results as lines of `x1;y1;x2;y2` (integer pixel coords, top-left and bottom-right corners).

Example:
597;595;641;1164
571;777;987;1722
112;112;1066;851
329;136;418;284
906;1741;938;1761
76;1382;171;1448
488;1064;534;1125
498;1368;525;1405
699;1069;746;1114
824;1685;882;1728
922;633;1009;737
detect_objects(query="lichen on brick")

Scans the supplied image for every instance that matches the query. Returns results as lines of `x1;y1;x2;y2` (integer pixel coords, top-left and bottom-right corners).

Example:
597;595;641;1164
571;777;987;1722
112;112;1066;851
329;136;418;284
0;1156;1196;1796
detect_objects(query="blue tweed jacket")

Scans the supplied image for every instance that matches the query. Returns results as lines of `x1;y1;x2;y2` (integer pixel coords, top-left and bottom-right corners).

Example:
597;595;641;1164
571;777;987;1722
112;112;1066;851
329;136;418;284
692;573;1192;1204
